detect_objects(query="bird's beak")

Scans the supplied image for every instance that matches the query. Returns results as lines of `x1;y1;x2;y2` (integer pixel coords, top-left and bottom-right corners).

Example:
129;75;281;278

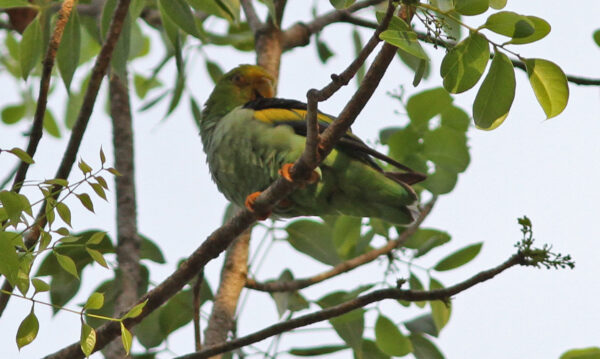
253;76;275;99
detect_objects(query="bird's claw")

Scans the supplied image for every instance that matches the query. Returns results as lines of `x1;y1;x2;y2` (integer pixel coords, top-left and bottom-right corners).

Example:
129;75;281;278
278;163;319;185
244;191;271;220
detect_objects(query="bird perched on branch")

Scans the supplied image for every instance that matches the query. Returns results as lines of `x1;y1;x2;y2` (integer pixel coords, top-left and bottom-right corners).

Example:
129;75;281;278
200;65;425;225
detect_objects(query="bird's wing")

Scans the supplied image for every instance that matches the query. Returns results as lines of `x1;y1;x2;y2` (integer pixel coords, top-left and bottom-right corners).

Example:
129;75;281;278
243;98;425;183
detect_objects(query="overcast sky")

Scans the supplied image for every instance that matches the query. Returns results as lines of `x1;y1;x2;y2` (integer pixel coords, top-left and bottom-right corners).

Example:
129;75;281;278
1;1;599;358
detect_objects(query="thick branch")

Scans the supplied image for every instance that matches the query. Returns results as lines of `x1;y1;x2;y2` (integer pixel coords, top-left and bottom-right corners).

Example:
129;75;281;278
104;72;141;358
203;229;250;358
246;198;436;292
10;0;76;193
177;253;525;359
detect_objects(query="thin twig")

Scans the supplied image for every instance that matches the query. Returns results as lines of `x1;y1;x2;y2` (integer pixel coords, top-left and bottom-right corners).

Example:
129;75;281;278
11;0;76;193
241;0;262;33
177;253;525;359
282;0;383;50
246;198;436;292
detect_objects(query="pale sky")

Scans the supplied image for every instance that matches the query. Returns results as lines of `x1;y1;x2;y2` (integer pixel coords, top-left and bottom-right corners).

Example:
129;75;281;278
1;1;599;358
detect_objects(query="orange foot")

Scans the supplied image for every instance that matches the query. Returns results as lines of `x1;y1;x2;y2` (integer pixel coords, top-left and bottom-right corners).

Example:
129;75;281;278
278;163;319;184
244;191;271;220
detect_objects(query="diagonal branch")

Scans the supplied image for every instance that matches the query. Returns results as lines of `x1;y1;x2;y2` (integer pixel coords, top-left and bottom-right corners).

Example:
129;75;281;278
10;0;77;193
176;252;525;359
246;198;436;292
241;0;262;33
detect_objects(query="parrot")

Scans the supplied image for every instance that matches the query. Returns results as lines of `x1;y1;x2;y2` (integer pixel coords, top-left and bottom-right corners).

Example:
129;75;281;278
200;65;425;225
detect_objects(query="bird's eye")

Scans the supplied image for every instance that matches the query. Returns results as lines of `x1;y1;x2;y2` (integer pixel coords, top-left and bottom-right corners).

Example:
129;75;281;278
231;74;244;85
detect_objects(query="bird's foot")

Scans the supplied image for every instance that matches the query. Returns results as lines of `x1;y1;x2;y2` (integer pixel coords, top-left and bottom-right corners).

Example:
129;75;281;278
278;163;319;185
244;191;271;220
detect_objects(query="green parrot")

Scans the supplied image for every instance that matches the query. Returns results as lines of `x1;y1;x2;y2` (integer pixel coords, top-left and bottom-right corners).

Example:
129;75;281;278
200;65;425;225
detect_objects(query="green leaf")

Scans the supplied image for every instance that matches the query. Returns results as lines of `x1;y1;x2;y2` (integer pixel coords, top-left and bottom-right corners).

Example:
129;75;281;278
352;29;365;85
404;228;451;257
214;0;240;22
57;8;81;91
410;334;444;359
408;273;426;308
120;322;132;355
330;309;365;350
406;87;454;131
84;292;105;310
86;248;109;268
489;0;506;9
80;323;96;357
380;30;429;61
55;202;72;227
594;30;600;48
473;50;515;130
7;147;34;164
330;0;355;9
422;167;458;195
429;278;451;331
166;72;185;116
286;220;340;266
2;104;26;124
440;32;489;93
89;183;107;201
54;252;80;279
374;315;413;356
205;60;224;84
434;242;483;271
32;278;50;293
87;231;106;245
0;190;24;225
136;310;164;349
0;232;21;286
44;110;61;138
441;105;470;132
0;0;30;7
289;345;349;356
423;127;470;173
76;193;95;213
16;311;39;349
525;58;569;119
454;0;488;16
159;0;200;37
140;234;166;264
404;314;439;337
316;38;334;63
333;216;362;259
158;290;193;335
483;11;535;38
122;299;148;319
133;73;162;99
190;97;203;130
560;347;600;359
508;16;551;45
20;16;43;80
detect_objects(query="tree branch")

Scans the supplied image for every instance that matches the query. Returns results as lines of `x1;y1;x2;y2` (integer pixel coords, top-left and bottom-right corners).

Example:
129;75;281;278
10;0;76;193
282;0;383;50
246;198;436;292
104;71;142;358
240;0;262;33
176;253;525;359
203;230;250;358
